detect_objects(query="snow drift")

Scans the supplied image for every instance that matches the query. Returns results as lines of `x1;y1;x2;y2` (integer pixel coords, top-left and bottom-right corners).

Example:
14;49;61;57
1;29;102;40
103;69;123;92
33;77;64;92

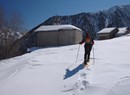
0;35;130;95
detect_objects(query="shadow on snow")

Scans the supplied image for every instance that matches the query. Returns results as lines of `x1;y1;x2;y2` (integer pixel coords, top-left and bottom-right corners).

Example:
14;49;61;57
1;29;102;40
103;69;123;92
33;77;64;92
64;64;84;80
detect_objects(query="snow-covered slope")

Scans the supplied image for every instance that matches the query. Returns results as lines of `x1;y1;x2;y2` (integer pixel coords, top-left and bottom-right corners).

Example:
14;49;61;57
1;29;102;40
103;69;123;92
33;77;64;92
0;35;130;95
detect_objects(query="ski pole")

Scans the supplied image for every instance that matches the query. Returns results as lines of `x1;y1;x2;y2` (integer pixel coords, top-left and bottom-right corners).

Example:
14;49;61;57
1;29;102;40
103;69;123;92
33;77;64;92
67;44;80;69
75;44;80;63
93;45;95;64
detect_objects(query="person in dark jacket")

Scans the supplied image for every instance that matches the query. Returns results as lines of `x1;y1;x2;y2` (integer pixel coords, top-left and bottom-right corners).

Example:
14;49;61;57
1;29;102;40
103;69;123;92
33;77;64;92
79;32;94;65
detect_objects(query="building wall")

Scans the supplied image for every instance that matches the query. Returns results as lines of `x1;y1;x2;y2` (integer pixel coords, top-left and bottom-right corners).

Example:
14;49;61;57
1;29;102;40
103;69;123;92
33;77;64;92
97;33;110;40
58;29;75;45
75;30;82;43
97;28;118;40
37;29;82;47
38;31;58;47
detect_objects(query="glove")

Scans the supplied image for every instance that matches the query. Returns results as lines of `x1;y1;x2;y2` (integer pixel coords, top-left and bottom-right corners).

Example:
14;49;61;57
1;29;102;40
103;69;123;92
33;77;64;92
91;41;94;45
79;42;83;44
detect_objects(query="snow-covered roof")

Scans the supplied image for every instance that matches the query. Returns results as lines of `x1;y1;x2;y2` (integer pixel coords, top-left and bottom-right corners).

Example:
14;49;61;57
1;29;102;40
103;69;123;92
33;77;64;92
117;27;128;34
35;25;82;32
98;27;117;34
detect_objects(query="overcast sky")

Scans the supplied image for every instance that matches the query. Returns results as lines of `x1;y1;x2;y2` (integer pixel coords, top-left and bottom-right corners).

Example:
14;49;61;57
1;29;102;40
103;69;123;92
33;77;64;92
1;0;130;30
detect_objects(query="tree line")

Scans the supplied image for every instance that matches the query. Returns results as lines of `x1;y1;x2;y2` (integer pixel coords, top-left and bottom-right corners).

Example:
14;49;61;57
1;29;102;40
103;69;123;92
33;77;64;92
0;6;26;60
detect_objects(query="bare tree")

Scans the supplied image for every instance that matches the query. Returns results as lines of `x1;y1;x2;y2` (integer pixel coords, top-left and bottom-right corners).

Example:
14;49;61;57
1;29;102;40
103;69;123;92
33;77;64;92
0;6;24;59
9;12;24;31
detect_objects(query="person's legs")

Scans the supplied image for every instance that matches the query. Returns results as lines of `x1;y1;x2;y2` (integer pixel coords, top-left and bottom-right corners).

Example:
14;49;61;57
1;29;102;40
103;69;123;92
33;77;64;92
87;52;90;62
87;44;93;62
84;45;87;64
84;44;89;64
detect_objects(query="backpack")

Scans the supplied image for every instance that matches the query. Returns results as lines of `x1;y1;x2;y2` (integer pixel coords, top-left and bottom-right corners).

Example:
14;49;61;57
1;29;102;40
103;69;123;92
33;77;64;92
85;37;91;43
84;32;92;43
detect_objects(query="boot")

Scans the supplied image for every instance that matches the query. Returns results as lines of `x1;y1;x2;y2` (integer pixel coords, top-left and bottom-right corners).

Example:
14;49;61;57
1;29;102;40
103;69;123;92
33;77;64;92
83;60;87;65
87;59;89;62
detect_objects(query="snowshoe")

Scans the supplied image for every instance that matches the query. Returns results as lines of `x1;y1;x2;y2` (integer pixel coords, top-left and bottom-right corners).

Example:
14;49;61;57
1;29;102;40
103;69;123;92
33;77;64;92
83;60;88;66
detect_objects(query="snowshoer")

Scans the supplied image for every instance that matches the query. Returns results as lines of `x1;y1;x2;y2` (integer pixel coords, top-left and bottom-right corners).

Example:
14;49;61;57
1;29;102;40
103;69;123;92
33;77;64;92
79;32;94;65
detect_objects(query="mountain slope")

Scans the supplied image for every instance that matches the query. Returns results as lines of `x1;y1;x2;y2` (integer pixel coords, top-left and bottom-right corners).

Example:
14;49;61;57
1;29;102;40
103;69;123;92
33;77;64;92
0;35;130;95
43;4;130;33
8;4;130;59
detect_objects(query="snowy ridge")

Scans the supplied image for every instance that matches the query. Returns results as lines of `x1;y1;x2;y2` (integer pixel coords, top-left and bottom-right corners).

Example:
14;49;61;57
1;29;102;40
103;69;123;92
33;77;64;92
43;4;130;33
0;35;130;95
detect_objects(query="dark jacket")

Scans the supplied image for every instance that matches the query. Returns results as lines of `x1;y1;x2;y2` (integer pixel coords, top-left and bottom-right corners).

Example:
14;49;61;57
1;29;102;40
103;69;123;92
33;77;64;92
79;32;94;45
